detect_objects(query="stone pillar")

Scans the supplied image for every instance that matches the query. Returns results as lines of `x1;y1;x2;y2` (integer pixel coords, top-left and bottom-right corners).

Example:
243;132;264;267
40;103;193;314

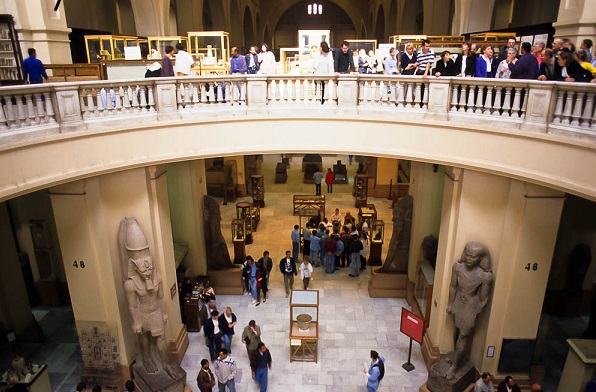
49;167;188;379
451;0;495;35
1;0;72;65
166;160;209;277
130;0;170;36
553;0;596;45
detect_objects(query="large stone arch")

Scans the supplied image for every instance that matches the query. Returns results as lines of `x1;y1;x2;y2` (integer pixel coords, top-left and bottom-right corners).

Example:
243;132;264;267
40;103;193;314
243;5;254;50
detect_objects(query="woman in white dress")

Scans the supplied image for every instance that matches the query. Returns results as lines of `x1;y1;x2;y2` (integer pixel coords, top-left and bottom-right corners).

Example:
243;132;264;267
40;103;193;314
313;41;334;103
258;43;276;74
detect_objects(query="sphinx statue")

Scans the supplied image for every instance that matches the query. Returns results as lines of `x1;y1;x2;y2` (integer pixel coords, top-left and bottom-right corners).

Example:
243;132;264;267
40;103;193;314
119;217;186;391
203;195;235;270
377;194;413;273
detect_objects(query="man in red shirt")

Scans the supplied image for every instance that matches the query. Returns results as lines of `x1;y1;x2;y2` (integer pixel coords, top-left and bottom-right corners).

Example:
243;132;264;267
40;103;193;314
325;168;335;193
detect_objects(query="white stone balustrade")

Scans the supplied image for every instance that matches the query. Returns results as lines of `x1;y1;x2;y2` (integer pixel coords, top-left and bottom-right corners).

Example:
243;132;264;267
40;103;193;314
0;75;593;144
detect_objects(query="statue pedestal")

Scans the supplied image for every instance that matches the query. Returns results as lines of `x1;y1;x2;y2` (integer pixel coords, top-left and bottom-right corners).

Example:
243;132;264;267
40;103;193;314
207;268;243;295
424;353;475;392
367;271;407;298
133;363;186;392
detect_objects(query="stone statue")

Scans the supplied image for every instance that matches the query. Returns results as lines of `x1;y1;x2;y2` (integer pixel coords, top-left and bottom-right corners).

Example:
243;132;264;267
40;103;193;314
119;217;186;390
203;195;235;270
377;194;413;273
445;241;493;380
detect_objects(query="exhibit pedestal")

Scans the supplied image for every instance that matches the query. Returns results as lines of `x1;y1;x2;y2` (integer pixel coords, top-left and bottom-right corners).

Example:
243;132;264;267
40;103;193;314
367;271;407;298
207;268;244;295
368;242;383;266
424;353;475;392
132;363;186;392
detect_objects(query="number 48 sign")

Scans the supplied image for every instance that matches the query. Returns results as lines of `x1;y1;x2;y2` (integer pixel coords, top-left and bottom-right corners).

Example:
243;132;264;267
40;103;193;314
525;263;538;271
73;260;86;269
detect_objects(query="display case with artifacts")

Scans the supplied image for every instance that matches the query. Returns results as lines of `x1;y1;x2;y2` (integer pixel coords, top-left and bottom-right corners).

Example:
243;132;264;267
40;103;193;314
0;15;24;85
236;202;253;244
345;39;378;55
148;36;190;58
231;219;246;264
275;162;288;183
84;35;140;63
250;203;260;232
354;174;368;208
290;290;319;362
0;356;51;392
333;160;347;184
251;174;265;208
187;31;230;75
359;204;377;221
369;220;384;266
279;47;300;74
413;259;434;328
293;195;325;227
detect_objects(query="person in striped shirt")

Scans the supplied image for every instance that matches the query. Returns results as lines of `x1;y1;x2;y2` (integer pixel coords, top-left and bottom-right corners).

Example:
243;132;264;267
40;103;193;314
416;39;434;78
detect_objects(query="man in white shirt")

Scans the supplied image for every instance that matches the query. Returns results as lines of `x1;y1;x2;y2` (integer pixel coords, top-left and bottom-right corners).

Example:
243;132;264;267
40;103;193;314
213;348;237;392
299;256;314;290
474;372;494;392
174;43;194;76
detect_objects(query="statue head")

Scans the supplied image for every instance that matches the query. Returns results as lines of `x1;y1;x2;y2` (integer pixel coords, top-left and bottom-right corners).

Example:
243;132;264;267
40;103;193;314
120;217;155;281
460;241;491;271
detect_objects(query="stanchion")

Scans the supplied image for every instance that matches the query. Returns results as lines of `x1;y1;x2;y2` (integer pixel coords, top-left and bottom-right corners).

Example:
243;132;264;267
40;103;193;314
402;337;415;372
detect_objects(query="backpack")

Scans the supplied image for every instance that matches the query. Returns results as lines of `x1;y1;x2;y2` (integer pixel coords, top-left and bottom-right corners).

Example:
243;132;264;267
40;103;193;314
372;359;384;381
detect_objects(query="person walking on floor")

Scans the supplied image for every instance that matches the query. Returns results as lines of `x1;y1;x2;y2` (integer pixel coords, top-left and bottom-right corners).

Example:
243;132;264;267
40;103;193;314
279;251;297;298
349;233;364;277
291;225;301;262
325;168;335;193
204;310;223;361
241;320;262;360
364;350;385;392
197;359;216;392
313;168;323;196
255;260;268;305
213;348;237;392
219;306;237;354
251;342;272;392
300;255;314;289
257;250;273;287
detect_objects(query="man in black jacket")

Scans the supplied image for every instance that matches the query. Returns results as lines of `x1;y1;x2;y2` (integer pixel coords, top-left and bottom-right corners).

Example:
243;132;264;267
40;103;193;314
349;234;364;277
538;49;561;81
279;251;297;298
334;40;355;75
509;42;539;80
203;310;222;361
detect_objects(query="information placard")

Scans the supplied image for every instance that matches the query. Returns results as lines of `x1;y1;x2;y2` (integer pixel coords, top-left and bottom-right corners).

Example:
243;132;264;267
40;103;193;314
400;308;424;344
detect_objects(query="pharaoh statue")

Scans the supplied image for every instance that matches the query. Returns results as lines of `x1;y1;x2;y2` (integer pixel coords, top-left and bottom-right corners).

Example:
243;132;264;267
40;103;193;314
119;217;186;390
377;194;413;273
444;241;494;380
203;195;235;270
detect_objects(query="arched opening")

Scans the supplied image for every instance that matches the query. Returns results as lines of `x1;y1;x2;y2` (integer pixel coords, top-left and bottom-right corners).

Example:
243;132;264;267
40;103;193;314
388;0;397;37
202;0;225;31
375;5;385;43
116;0;136;36
263;25;270;46
169;1;178;35
256;12;261;43
229;0;242;48
401;0;423;34
274;0;355;48
243;6;254;51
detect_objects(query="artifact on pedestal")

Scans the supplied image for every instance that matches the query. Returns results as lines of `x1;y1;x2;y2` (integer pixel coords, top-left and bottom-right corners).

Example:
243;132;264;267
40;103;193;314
426;241;493;392
119;217;186;392
376;194;413;273
203;195;234;270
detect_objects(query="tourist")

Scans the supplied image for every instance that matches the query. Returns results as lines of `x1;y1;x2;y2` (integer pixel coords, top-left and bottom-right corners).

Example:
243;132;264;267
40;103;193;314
241;320;261;360
360;232;368;271
334;40;355;75
257;250;273;287
246;46;259;74
197;359;216;392
279;250;297;298
532;42;545;67
335;234;344;270
497;376;521;392
230;46;247;74
580;39;593;62
313;168;323;196
323;233;337;273
557;51;593;82
433;50;457;77
258;44;276;74
475;44;495;78
363;350;385;392
400;42;418;75
496;37;517;63
244;256;258;304
219;306;237;354
509;42;539;80
204;310;223;361
416;39;434;77
574;50;596;76
358;49;369;73
384;47;399;75
325;168;335;193
203;281;216;303
174;43;194;76
538;49;561;81
242;256;251;296
291;225;300;262
474;372;494;392
160;45;175;77
300;255;313;289
309;229;321;267
551;38;564;55
23;48;48;84
455;42;475;77
348;233;363;277
495;47;517;79
255;259;268;305
213;348;237;392
251;342;272;392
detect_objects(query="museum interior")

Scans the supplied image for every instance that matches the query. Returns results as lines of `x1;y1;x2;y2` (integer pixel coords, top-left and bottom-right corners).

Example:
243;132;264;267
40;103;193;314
0;0;594;391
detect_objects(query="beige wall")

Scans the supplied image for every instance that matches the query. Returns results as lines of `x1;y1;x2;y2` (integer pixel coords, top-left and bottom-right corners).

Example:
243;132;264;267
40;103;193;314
63;0;118;33
553;0;596;45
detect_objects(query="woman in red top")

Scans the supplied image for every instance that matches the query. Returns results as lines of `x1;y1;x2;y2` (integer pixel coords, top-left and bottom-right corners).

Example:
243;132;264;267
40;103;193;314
325;168;335;193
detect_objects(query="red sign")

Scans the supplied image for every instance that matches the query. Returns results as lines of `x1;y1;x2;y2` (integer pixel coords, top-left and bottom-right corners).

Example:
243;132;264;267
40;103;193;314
400;308;424;344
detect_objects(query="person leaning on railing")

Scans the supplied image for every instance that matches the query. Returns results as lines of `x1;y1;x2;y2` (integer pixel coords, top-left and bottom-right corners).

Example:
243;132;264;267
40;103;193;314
433;51;458;77
400;42;417;75
454;42;475;77
556;50;594;83
495;47;517;79
537;48;561;81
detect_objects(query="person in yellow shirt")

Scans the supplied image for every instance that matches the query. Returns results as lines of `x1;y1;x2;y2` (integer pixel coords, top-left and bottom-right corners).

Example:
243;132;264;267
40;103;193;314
574;50;596;77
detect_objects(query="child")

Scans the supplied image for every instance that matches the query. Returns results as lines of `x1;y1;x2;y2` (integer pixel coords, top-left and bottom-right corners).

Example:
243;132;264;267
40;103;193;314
299;256;314;290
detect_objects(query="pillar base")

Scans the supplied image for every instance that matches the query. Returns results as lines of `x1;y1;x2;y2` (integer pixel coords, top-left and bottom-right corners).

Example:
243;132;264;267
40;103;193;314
169;324;189;364
367;271;407;298
133;363;187;392
426;353;476;392
207;268;244;295
422;331;441;369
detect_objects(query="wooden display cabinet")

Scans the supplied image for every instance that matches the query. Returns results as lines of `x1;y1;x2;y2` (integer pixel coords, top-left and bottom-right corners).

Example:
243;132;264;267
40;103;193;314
290;290;319;362
0;15;23;85
354;175;368;208
368;220;384;266
359;204;377;221
84;35;140;63
333;160;347;184
187;31;230;75
251;203;260;232
236;202;253;245
293;195;325;227
251;175;265;208
231;219;246;264
413;260;435;329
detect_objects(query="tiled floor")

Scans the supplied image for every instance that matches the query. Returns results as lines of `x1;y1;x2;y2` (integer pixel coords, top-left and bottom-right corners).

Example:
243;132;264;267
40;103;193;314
180;154;429;391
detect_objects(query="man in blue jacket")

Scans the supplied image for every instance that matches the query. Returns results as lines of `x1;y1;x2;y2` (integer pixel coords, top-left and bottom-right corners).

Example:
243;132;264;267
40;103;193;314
23;48;48;84
509;42;539;80
364;350;385;392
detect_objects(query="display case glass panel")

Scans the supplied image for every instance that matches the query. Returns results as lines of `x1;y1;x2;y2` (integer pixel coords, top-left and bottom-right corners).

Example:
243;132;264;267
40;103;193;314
236;202;253;244
345;39;378;55
84;35;140;63
298;30;330;57
188;31;230;67
354;175;368;207
359;204;377;221
370;220;384;244
290;290;319;362
148;36;189;58
231;219;245;242
414;260;435;328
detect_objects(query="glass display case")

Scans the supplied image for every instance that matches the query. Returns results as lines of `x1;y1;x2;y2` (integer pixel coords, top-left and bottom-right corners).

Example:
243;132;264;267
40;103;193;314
279;47;300;74
251;175;265;208
290;290;319;362
345;39;378;55
231;219;246;264
250;203;260;232
236;202;253;245
359;204;377;221
84;35;140;63
414;259;435;328
0;15;23;85
187;31;230;75
293;195;325;227
147;36;189;58
298;30;330;74
369;220;384;266
354;175;368;208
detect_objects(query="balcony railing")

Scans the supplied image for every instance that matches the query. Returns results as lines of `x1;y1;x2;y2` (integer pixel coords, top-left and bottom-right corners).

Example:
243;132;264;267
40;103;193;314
0;75;594;144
